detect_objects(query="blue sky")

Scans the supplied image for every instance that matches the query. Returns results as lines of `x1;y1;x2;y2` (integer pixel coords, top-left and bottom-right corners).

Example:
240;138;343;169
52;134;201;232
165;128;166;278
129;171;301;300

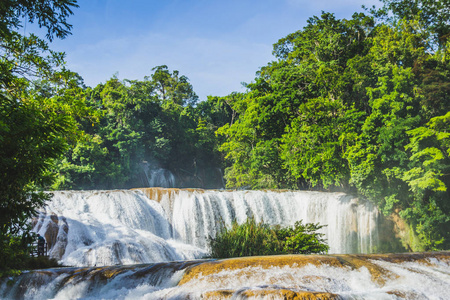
38;0;380;100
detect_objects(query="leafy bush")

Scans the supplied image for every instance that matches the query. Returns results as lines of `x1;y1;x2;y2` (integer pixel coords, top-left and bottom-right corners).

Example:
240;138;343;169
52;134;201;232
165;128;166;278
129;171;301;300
26;256;62;270
0;237;62;278
276;221;330;254
209;217;329;258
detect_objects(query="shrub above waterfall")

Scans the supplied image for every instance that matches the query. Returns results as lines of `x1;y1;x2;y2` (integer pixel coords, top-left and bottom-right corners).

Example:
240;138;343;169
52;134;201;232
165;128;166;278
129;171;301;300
209;218;329;258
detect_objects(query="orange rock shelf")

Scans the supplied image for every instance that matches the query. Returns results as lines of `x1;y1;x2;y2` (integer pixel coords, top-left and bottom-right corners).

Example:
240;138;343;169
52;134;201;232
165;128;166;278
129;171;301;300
178;251;450;299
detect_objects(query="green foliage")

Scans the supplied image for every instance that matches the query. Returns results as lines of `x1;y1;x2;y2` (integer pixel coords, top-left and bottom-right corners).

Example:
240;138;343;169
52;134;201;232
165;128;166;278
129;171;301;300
209;218;329;258
398;112;450;249
218;12;375;190
281;98;363;189
276;221;330;255
0;0;78;41
373;0;450;46
25;255;62;270
55;68;232;189
217;7;450;250
404;112;450;194
209;218;281;258
0;232;34;277
0;0;85;276
0;232;61;277
2;0;448;272
151;65;199;106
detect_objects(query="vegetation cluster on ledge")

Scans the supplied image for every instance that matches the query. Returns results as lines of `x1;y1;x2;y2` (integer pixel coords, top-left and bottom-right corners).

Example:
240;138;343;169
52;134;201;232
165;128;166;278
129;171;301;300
209;218;329;258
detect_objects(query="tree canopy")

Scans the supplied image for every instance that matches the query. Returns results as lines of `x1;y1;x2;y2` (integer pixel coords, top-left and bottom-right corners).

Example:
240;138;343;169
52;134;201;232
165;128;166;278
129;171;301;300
52;67;231;190
373;0;450;46
0;0;84;276
217;8;449;250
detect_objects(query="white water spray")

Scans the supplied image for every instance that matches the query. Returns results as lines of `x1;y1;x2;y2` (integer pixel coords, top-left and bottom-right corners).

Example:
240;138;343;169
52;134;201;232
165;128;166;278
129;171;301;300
2;253;449;299
32;189;379;267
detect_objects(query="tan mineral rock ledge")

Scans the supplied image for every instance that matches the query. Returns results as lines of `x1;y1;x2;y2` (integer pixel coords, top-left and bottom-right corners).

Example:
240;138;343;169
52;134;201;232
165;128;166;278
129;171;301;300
179;251;450;286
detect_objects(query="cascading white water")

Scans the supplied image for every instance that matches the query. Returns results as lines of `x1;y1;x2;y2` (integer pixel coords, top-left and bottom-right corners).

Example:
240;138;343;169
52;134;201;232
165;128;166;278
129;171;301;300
33;190;205;267
165;189;379;253
147;169;176;188
141;165;176;188
32;189;380;267
2;253;449;299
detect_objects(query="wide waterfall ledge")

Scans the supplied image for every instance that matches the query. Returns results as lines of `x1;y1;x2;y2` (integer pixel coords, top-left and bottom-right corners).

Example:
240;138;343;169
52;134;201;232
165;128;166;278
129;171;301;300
32;188;385;267
2;252;449;299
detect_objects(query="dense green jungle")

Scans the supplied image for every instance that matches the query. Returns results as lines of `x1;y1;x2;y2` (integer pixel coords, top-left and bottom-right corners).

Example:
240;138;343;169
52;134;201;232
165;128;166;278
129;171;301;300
1;0;449;276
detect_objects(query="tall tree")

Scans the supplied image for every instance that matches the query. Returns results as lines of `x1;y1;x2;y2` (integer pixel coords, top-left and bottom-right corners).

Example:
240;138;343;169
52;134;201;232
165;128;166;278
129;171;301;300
151;65;198;106
373;0;450;47
0;0;81;276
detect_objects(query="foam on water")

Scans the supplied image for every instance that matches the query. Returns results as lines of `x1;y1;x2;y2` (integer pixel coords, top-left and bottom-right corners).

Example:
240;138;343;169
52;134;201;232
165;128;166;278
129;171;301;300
4;189;444;299
33;190;206;267
2;254;449;299
0;262;193;300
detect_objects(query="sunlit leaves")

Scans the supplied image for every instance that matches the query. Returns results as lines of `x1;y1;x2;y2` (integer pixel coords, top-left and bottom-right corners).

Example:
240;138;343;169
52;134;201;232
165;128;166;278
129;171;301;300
375;0;450;47
217;9;449;250
151;65;198;106
402;112;450;194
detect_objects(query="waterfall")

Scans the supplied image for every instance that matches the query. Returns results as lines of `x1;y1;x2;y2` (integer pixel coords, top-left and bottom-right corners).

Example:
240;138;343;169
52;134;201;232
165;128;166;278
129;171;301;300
146;169;176;188
2;252;449;299
164;189;379;253
140;162;176;188
32;190;205;267
32;188;380;267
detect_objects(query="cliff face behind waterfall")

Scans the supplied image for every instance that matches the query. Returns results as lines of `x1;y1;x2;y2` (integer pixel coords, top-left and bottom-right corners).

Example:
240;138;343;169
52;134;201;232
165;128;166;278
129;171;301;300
32;188;384;267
